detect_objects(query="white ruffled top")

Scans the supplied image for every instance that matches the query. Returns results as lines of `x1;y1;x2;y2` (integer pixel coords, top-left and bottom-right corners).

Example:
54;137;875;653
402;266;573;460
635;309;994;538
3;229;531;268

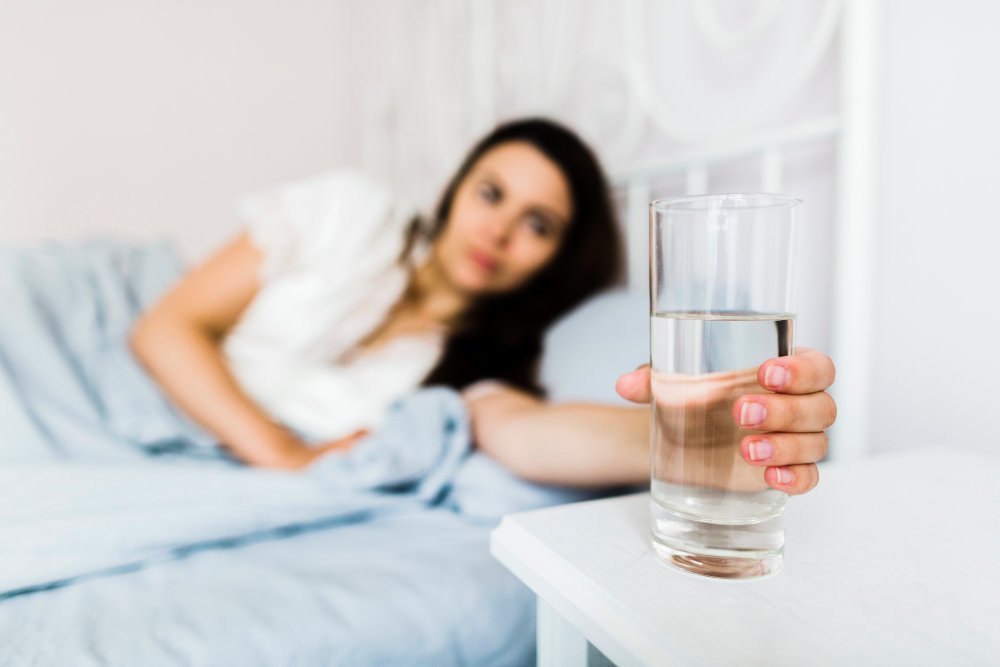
222;169;444;442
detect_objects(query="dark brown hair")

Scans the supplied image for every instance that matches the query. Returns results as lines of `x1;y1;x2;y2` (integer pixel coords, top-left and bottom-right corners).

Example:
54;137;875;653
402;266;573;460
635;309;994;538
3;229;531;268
419;118;623;396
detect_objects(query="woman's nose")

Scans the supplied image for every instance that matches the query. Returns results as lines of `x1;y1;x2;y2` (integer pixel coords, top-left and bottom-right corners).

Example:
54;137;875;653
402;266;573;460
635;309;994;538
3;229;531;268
481;212;517;246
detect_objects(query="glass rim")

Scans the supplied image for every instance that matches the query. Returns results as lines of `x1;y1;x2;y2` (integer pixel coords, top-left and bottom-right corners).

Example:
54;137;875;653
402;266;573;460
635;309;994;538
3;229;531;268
650;193;802;212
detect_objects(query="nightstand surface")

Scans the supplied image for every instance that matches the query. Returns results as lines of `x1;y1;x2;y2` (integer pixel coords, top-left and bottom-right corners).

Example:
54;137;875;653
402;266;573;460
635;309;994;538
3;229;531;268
490;447;1000;667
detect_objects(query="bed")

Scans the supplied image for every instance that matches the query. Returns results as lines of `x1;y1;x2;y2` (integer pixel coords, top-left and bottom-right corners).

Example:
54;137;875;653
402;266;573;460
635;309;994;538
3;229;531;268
0;235;644;666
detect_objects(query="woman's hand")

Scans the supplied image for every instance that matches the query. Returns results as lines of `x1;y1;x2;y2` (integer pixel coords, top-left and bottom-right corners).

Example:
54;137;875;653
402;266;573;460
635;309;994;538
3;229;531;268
259;430;369;471
615;348;836;495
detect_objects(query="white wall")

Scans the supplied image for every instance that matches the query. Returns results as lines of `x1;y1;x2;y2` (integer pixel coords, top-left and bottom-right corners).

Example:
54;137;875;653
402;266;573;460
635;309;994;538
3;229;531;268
869;0;1000;455
0;0;372;261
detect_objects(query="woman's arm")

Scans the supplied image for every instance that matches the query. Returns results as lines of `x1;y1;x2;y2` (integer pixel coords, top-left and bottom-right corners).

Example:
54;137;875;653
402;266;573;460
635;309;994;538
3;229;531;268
466;387;648;488
471;348;836;493
130;233;323;469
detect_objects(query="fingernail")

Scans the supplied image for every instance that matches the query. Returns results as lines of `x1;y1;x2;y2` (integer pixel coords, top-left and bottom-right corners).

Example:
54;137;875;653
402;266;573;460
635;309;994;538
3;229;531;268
739;401;767;427
773;467;795;485
764;364;788;390
747;439;773;461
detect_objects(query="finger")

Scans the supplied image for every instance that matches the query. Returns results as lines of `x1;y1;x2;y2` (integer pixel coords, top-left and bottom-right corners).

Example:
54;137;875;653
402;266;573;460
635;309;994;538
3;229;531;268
615;365;651;404
733;391;837;432
740;432;828;467
323;430;369;453
763;463;820;496
321;441;353;454
758;347;836;395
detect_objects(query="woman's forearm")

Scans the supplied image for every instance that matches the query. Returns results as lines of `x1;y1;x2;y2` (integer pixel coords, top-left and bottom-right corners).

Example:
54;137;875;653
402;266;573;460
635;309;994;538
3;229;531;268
129;314;304;468
469;390;649;488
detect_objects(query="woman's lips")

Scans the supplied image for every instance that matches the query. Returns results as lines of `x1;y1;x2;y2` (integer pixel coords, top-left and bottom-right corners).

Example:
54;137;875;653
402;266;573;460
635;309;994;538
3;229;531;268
469;248;499;273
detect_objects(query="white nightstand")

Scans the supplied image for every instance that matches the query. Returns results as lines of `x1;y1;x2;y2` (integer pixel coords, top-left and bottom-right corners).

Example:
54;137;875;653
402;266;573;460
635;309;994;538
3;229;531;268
490;447;1000;666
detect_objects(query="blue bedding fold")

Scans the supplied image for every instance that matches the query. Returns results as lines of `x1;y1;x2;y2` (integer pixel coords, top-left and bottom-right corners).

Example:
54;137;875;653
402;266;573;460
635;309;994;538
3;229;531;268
0;239;601;604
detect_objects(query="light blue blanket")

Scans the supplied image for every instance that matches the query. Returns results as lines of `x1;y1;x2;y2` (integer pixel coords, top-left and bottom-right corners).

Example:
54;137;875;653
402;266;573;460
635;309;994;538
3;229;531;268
0;240;597;604
0;240;213;462
1;508;537;666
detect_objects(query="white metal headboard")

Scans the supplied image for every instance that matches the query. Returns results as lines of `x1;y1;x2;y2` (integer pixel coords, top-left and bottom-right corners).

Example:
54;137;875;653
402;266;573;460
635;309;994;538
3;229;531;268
611;115;840;292
607;0;877;462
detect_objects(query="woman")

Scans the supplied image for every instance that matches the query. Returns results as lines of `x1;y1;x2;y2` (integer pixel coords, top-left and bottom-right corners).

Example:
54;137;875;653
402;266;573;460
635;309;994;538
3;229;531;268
131;118;835;494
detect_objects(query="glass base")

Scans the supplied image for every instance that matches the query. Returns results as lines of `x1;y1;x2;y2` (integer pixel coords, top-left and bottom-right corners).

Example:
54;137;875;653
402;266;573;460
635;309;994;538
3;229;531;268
651;540;782;579
650;499;784;580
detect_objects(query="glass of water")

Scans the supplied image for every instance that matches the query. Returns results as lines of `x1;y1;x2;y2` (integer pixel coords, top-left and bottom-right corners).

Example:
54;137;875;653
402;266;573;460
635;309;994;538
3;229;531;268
649;193;800;579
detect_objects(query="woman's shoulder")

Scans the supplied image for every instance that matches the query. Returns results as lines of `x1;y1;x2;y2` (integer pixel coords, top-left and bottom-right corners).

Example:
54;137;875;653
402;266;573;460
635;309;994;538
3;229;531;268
236;167;416;279
290;167;391;198
238;167;396;224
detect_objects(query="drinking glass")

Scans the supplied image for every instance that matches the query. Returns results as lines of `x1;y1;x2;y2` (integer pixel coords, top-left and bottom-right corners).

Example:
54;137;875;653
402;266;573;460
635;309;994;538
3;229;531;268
649;193;800;579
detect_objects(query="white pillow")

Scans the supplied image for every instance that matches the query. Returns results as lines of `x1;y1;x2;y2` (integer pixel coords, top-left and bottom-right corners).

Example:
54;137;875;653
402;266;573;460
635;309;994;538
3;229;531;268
540;288;649;404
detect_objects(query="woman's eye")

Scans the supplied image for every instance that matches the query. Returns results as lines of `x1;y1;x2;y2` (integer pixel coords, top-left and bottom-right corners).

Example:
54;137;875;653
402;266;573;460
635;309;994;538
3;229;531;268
479;184;500;203
525;214;552;237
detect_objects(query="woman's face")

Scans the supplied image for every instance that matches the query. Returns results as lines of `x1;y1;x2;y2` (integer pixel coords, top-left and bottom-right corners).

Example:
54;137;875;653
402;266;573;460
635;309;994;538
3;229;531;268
433;141;572;296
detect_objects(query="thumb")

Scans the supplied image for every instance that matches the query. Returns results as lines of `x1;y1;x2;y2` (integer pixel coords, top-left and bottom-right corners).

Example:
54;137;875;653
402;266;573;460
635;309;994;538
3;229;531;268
615;364;651;404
